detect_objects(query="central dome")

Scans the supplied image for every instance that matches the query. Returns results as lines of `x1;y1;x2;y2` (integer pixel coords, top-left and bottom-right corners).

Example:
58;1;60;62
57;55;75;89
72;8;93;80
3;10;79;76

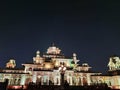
43;44;64;58
46;44;61;54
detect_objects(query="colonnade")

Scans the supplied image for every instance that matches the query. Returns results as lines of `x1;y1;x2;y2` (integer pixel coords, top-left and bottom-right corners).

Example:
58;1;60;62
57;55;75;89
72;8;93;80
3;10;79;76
32;72;91;86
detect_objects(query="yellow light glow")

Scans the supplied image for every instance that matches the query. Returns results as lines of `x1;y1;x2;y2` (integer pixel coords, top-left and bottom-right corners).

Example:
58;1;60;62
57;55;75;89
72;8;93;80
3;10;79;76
55;62;59;66
66;63;69;67
46;65;50;68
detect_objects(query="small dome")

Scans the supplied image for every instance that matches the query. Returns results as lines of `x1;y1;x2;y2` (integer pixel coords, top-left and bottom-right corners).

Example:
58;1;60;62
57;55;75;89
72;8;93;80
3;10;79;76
36;51;40;55
82;63;89;67
73;53;77;57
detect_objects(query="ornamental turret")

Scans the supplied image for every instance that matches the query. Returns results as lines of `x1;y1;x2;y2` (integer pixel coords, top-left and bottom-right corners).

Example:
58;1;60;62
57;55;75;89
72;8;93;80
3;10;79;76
73;53;79;64
33;50;44;64
73;53;79;70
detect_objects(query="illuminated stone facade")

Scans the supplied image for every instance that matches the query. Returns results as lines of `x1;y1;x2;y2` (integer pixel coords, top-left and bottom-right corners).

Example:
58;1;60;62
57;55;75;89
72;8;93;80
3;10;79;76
0;45;100;87
91;56;120;89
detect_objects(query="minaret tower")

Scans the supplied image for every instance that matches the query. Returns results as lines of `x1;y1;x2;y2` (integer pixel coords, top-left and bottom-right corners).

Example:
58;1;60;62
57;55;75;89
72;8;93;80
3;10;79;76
73;53;79;70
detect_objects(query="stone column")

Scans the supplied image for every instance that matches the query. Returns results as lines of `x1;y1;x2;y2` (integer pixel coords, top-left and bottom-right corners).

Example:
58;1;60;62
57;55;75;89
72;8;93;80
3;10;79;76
41;77;43;85
24;66;28;73
87;74;91;85
16;78;18;85
24;67;27;73
58;77;60;85
20;74;26;85
47;76;49;85
70;76;72;85
81;77;83;86
32;72;37;83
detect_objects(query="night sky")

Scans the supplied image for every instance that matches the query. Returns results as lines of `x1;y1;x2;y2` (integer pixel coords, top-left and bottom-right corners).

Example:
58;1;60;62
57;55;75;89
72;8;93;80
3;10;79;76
0;1;120;73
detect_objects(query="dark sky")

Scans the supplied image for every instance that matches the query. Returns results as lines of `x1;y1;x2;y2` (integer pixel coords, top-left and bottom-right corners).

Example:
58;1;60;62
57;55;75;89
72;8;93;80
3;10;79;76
0;1;120;73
